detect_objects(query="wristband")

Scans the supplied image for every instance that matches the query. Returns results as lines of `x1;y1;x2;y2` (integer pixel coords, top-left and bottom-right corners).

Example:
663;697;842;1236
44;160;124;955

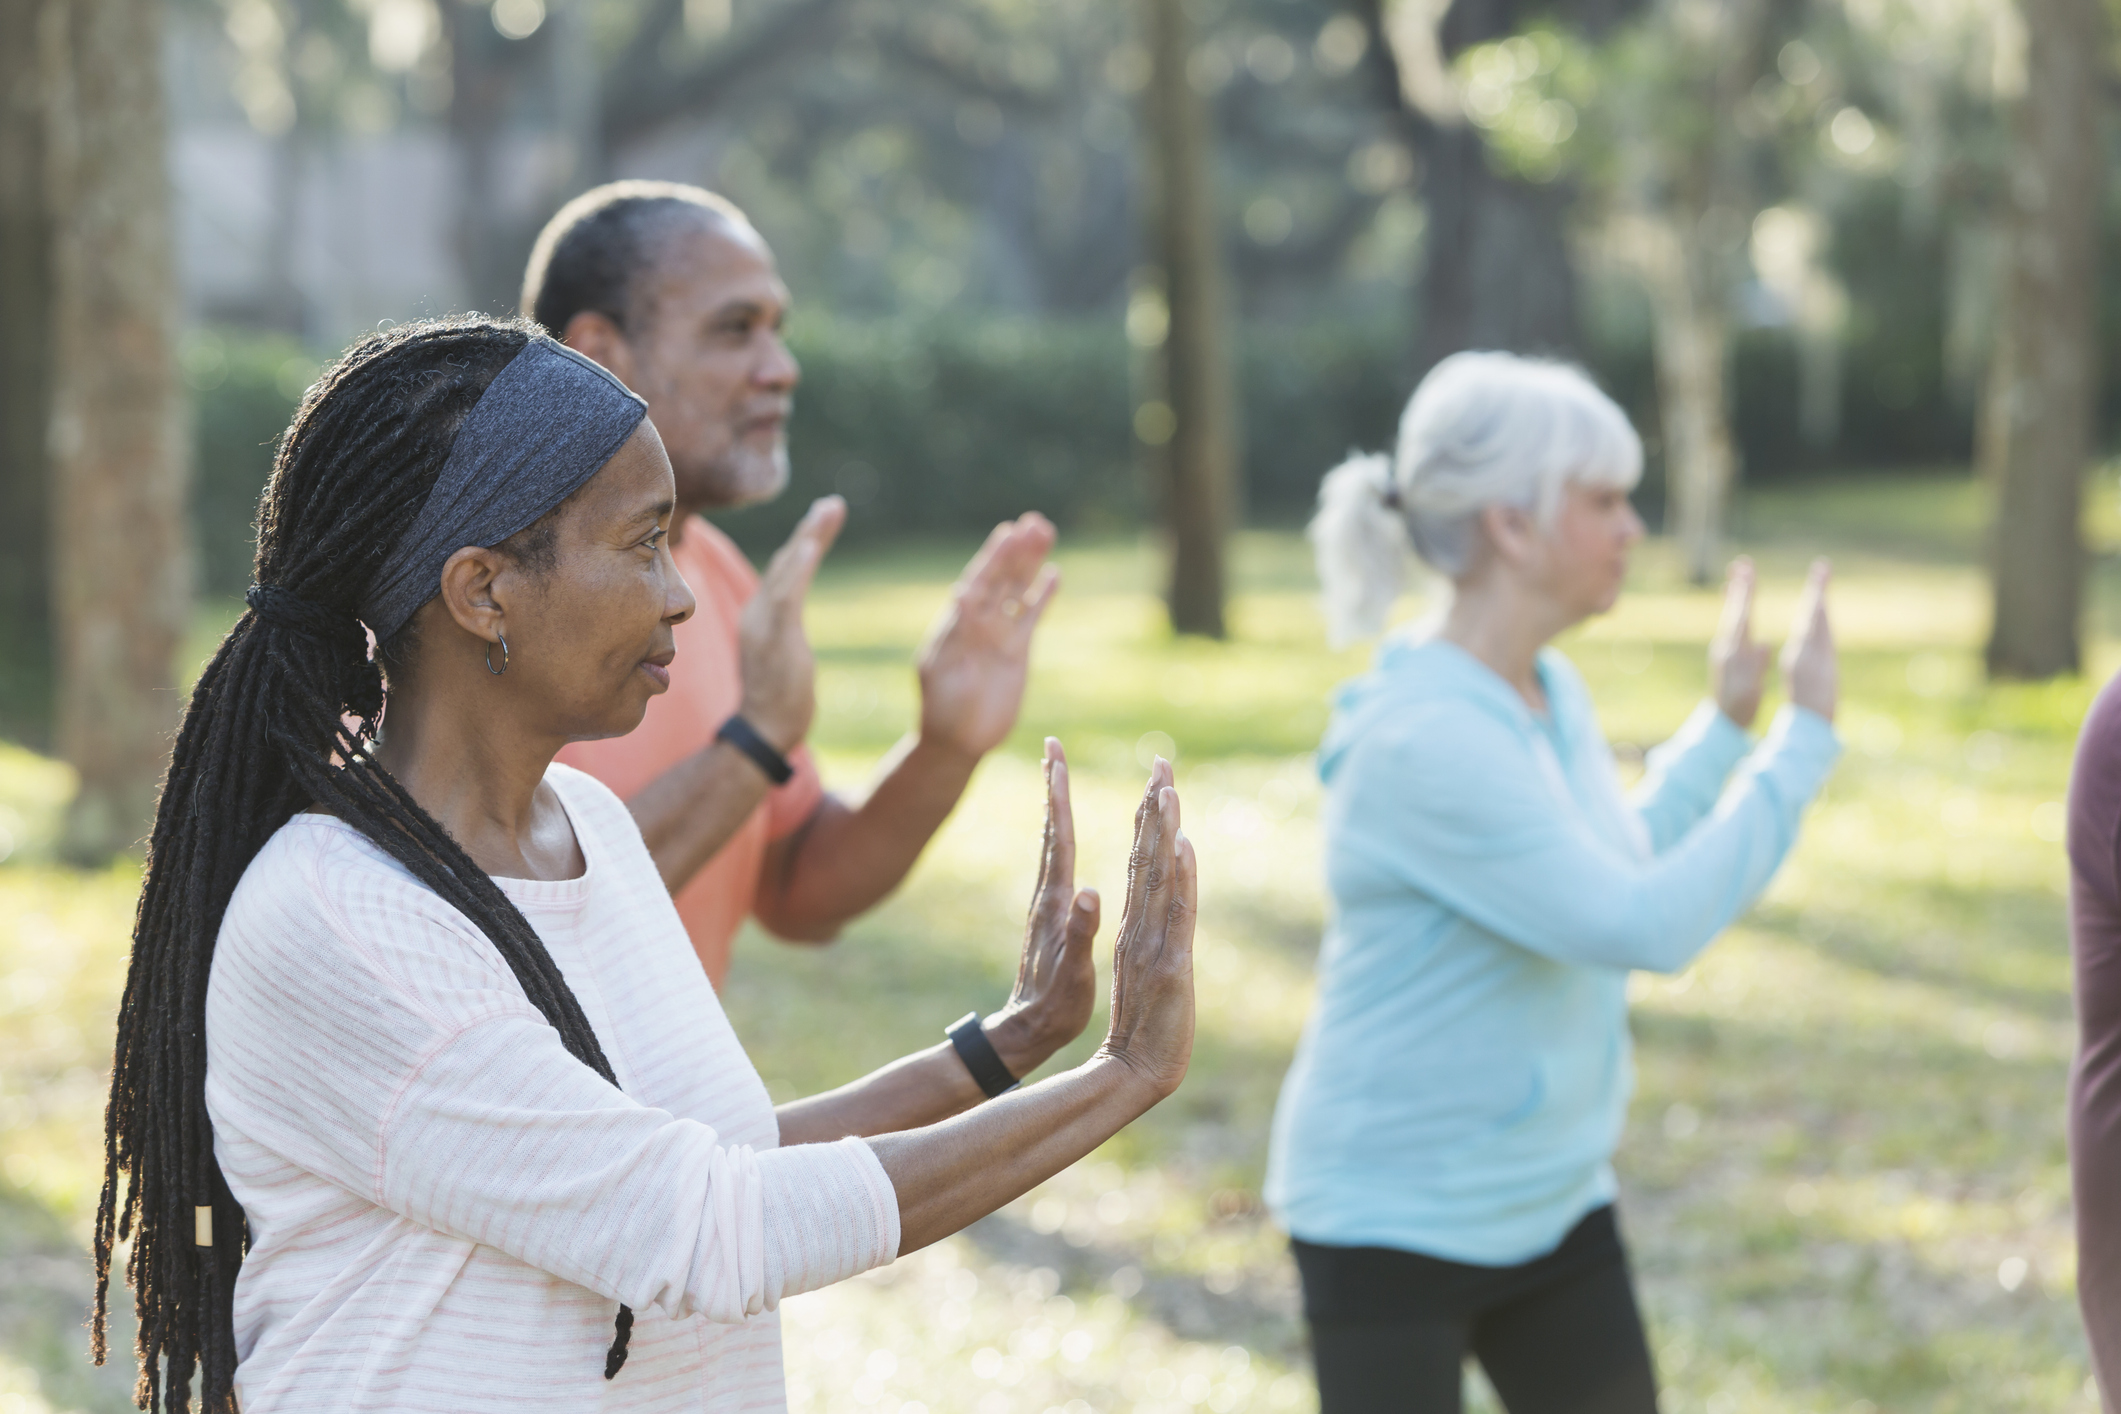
946;1011;1019;1099
716;714;794;785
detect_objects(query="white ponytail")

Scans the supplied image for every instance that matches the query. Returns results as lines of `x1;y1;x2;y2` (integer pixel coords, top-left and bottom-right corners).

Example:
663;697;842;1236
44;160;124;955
1309;453;1408;649
1309;352;1642;644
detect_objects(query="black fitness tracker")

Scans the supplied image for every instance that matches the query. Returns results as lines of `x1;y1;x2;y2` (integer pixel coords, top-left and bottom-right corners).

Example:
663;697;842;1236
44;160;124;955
716;714;795;785
946;1011;1019;1099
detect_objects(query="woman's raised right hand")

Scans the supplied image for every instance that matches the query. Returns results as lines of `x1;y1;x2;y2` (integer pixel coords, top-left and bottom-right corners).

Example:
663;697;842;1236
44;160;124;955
1094;759;1197;1100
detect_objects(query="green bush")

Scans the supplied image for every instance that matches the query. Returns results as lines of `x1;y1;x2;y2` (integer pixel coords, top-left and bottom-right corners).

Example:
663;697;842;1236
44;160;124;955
183;329;319;596
186;303;2010;592
1234;321;1414;518
714;314;1414;555
185;317;1416;584
714;316;1142;555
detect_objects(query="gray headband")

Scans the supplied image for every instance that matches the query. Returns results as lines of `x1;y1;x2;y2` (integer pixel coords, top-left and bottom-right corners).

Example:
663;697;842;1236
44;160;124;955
360;339;648;642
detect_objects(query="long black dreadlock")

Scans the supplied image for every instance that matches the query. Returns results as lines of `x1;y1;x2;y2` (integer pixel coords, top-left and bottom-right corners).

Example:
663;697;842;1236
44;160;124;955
94;315;637;1413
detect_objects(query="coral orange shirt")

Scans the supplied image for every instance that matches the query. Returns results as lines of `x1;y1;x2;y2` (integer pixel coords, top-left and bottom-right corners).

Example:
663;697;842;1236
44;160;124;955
557;516;823;988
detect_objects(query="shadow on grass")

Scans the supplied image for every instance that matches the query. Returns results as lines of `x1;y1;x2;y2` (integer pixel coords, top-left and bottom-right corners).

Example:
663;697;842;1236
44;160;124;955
1747;889;2071;1021
956;1209;1306;1365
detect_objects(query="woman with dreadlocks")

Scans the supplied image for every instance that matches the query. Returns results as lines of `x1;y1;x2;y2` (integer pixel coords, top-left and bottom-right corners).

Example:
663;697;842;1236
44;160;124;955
94;315;1198;1414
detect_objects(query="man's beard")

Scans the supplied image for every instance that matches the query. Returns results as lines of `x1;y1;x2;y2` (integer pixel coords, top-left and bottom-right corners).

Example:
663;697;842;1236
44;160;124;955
688;437;790;510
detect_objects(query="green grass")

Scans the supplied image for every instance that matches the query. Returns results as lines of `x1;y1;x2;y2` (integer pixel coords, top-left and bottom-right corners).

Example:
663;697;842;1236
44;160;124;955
4;469;2119;1412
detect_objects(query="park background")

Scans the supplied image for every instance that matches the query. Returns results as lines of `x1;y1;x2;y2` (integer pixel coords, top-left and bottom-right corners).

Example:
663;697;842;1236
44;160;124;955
1;0;2117;1410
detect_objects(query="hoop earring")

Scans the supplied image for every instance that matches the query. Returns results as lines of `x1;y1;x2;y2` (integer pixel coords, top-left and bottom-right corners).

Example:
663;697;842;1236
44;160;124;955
486;630;509;676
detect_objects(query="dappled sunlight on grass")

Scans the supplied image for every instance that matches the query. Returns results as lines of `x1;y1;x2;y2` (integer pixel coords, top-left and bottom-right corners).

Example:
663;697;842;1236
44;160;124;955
2;472;2116;1410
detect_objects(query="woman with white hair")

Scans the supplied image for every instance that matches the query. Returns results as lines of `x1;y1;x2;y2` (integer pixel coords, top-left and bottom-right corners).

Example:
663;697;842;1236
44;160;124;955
1264;352;1840;1414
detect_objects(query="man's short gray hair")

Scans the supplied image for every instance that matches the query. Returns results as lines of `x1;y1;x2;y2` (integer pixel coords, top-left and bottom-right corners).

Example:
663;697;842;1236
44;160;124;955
521;180;754;338
1309;351;1643;646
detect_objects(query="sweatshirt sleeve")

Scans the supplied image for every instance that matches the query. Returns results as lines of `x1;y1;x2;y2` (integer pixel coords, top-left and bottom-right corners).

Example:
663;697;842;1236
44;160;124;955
1338;703;1840;974
1631;700;1757;853
205;829;899;1327
376;1016;898;1321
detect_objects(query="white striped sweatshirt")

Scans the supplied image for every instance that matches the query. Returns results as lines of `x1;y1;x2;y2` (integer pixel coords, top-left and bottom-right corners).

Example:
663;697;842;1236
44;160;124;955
204;763;901;1413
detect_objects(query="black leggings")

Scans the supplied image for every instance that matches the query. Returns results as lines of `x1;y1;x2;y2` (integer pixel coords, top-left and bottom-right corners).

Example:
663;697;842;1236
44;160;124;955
1293;1206;1659;1414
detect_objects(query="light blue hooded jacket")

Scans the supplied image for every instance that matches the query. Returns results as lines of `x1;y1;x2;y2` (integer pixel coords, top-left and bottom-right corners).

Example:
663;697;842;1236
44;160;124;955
1264;637;1840;1266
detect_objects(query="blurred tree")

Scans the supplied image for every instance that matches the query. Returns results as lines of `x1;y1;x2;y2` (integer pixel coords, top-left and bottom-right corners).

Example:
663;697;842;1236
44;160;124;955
0;0;54;747
1458;4;1787;583
183;0;1422;335
448;0;854;309
261;0;326;337
1983;0;2105;680
1609;0;1779;586
42;0;193;858
1142;0;1236;638
1353;0;1632;374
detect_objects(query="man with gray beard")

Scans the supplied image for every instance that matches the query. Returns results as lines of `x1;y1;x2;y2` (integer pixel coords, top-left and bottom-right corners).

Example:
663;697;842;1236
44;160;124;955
525;182;1060;1017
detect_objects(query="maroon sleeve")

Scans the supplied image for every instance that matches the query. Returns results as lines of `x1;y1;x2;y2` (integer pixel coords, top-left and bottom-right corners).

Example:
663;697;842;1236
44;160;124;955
2071;671;2121;1404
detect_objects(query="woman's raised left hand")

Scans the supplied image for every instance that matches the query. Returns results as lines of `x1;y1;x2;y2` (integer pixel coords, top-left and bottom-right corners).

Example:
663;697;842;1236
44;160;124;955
985;738;1101;1078
1709;557;1770;730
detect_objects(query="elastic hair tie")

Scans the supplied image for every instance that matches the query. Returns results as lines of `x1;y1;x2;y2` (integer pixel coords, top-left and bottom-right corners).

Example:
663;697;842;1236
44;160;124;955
245;584;351;642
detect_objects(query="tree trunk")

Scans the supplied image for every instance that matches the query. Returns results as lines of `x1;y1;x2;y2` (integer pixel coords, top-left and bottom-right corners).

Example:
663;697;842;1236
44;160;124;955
450;7;528;314
0;0;54;748
1142;0;1234;638
1654;282;1735;585
1357;0;1589;375
450;0;602;316
42;0;192;859
259;0;316;335
1984;0;2104;680
1411;123;1579;373
549;0;602;195
1625;212;1736;585
1614;0;1770;585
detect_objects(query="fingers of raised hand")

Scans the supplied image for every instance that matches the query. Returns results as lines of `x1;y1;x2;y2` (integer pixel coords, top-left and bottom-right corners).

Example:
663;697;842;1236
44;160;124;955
952;537;1055;645
1803;558;1833;634
1132;786;1180;922
807;495;848;549
1795;556;1829;612
1129;759;1174;855
1166;831;1197;956
1716;557;1756;645
963;515;1057;606
1782;558;1834;659
1015;565;1062;633
1037;739;1076;891
955;521;1018;602
1045;738;1075;851
764;498;843;601
984;516;1056;589
1065;888;1101;957
1120;763;1174;925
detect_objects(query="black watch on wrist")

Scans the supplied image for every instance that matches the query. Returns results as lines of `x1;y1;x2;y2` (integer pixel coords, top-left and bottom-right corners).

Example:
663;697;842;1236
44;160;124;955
716;713;794;785
946;1011;1019;1099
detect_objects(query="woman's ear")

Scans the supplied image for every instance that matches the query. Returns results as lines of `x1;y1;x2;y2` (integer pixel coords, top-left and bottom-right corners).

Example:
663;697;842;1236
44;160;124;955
436;545;510;645
1480;502;1541;568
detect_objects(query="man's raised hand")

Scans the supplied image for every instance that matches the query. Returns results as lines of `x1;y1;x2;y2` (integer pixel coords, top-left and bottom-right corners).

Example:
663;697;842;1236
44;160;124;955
916;514;1060;761
736;496;846;753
